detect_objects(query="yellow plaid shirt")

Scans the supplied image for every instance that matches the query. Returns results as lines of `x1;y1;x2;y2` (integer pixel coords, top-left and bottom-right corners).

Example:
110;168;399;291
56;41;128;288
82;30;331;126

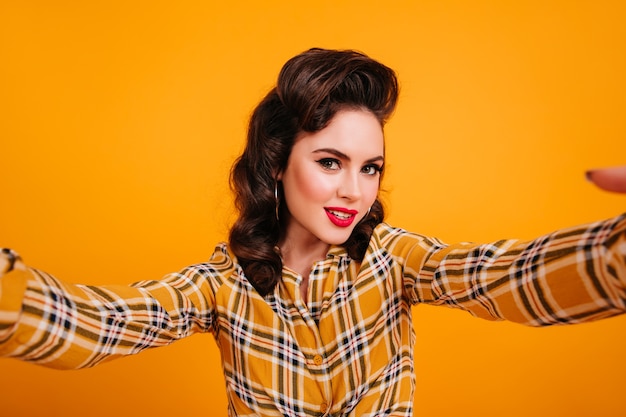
1;216;625;416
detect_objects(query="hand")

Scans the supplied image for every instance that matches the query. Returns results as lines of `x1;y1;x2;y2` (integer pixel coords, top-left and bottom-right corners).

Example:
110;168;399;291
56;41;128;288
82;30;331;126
587;166;626;193
0;248;23;277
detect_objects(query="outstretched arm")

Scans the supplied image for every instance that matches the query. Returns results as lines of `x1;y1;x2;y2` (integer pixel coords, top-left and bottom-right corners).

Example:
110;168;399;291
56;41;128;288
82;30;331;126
0;249;229;369
400;165;626;325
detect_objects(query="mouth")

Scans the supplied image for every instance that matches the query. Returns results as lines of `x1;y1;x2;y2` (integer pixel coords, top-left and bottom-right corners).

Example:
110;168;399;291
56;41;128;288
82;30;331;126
324;207;358;227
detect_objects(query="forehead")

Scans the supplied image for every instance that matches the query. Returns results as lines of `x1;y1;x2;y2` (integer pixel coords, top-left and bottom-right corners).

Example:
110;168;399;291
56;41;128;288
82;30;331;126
293;109;385;155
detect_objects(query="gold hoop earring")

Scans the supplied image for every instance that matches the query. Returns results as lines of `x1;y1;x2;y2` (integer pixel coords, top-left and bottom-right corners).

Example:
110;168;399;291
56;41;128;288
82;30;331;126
274;182;280;221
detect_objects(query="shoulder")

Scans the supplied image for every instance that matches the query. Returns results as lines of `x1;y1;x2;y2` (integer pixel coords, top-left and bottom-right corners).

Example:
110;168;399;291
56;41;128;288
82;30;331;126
368;222;446;259
177;243;242;286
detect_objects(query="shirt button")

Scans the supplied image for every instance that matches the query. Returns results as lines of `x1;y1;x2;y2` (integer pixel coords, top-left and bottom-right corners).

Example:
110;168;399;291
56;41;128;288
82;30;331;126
320;402;329;413
313;354;324;365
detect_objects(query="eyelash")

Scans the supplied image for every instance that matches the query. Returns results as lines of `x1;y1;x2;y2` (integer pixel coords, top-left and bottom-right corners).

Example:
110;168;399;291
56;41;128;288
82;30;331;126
363;164;383;175
316;158;383;176
317;158;341;170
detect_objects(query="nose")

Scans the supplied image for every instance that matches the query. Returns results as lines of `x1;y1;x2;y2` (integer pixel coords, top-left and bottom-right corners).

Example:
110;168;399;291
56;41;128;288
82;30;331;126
338;170;362;200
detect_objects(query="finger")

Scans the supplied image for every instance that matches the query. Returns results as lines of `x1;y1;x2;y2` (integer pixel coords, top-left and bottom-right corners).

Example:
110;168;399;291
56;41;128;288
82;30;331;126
586;166;626;193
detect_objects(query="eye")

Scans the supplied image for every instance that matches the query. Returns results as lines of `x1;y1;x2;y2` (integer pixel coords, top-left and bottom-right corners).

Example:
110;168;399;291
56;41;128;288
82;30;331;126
317;158;341;170
362;164;383;176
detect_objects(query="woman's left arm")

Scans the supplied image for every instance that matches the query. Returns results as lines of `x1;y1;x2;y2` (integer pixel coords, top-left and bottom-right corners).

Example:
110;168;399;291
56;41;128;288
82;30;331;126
403;166;626;326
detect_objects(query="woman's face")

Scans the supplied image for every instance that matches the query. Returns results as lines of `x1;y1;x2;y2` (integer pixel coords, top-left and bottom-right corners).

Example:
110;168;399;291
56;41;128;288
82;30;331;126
278;109;384;248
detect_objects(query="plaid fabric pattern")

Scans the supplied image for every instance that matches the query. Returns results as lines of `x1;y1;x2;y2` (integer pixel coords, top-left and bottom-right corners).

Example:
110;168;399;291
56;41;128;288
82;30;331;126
1;215;625;416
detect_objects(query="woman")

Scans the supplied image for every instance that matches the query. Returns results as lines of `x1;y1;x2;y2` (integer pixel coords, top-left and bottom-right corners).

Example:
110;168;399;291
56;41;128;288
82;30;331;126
1;48;625;416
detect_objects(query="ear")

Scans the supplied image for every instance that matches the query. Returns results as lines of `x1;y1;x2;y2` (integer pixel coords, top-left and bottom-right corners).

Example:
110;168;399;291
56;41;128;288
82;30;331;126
275;169;283;181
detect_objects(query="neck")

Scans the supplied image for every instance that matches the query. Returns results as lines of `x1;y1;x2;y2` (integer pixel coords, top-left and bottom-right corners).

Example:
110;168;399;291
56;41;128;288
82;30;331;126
279;237;329;265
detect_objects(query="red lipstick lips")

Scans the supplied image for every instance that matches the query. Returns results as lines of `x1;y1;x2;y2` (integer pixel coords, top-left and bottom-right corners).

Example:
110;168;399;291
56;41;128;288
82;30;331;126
324;207;358;227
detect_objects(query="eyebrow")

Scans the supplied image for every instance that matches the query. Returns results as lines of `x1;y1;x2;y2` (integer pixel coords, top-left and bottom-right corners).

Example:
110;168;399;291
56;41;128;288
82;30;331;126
312;148;384;164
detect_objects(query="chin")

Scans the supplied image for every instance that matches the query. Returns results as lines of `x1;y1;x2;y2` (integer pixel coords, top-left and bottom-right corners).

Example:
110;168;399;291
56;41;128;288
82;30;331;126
320;230;355;246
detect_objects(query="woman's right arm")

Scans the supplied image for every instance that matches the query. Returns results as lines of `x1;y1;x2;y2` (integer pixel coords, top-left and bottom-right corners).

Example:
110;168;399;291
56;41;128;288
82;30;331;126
0;248;228;370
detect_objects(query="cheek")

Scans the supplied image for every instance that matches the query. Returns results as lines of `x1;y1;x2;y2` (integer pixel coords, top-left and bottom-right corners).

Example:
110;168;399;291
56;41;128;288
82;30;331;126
292;168;335;202
363;179;381;204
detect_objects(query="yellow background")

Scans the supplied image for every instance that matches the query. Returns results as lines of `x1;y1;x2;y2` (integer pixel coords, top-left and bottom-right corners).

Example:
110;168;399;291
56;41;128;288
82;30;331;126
1;1;625;416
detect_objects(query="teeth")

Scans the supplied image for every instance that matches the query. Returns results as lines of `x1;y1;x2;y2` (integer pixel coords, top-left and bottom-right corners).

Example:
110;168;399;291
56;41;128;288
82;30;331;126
328;210;352;219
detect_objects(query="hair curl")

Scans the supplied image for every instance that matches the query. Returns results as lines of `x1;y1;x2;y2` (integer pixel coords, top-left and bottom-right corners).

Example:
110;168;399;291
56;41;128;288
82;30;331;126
229;48;399;296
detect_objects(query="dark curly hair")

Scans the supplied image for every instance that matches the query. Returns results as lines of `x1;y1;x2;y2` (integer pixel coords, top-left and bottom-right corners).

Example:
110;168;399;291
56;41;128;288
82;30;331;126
229;48;399;296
